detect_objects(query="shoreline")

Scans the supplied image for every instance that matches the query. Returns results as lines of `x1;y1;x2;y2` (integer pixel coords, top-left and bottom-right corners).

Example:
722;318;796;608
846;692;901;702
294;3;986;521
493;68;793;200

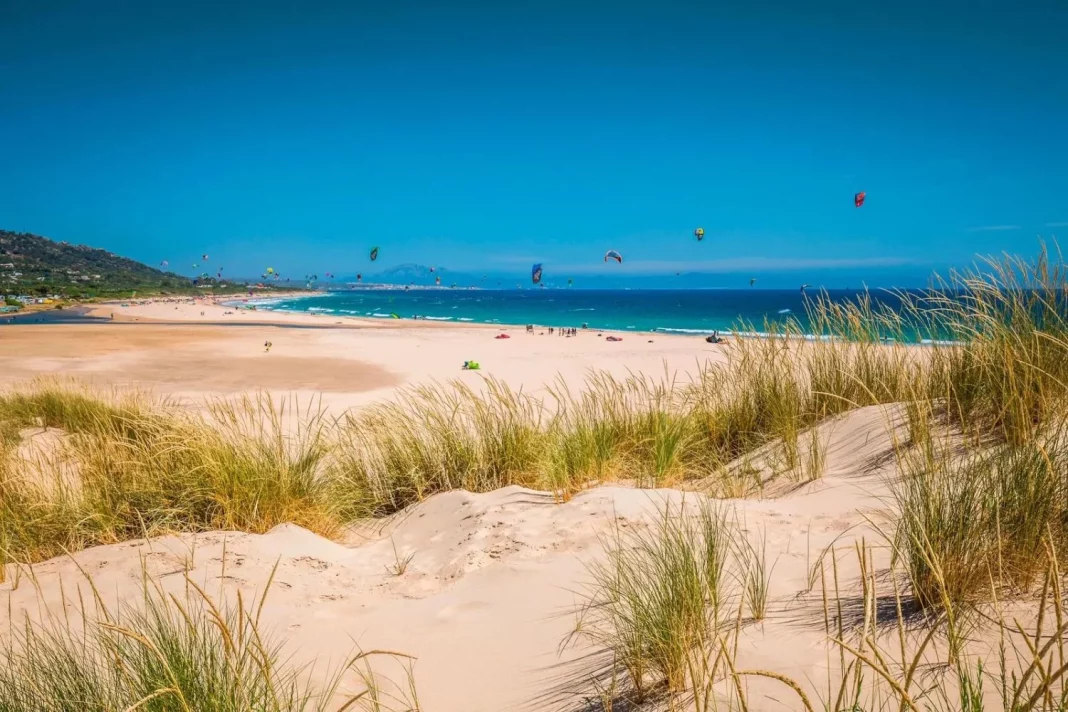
78;292;699;338
22;292;949;346
249;297;948;344
246;292;739;338
48;297;946;345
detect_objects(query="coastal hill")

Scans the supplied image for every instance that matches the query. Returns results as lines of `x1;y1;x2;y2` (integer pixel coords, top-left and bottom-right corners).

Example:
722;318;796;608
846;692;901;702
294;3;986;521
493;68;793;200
0;230;192;296
363;263;482;286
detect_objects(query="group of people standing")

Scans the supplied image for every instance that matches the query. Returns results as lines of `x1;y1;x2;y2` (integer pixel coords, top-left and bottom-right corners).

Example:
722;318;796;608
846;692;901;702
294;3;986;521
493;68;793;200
525;324;585;336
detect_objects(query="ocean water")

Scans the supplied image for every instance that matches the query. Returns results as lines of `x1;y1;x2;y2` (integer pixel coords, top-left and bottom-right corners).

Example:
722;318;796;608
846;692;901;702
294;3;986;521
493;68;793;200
258;289;905;335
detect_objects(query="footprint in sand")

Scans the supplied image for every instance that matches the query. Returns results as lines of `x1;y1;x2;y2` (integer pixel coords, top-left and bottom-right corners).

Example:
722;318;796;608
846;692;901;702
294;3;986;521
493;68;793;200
292;556;330;571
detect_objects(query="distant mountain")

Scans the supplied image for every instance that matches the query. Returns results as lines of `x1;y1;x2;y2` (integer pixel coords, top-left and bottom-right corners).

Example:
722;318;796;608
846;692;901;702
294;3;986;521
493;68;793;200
336;261;938;291
0;230;192;295
354;263;491;287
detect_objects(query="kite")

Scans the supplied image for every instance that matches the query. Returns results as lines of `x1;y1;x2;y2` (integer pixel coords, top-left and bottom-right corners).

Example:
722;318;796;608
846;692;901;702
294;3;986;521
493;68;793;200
356;274;362;281
370;246;379;261
854;192;866;208
531;263;543;284
749;278;757;287
435;276;441;286
694;227;705;241
568;278;573;287
266;267;275;275
800;283;812;293
429;267;435;273
604;250;623;264
160;260;168;267
202;254;209;261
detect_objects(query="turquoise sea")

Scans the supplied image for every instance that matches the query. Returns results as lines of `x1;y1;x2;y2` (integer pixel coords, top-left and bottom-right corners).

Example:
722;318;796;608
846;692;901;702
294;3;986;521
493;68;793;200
255;288;907;335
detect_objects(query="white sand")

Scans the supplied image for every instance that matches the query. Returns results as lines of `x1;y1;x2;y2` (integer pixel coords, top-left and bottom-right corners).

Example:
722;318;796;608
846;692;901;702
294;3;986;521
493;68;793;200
1;404;902;710
0;306;1029;710
4;299;730;414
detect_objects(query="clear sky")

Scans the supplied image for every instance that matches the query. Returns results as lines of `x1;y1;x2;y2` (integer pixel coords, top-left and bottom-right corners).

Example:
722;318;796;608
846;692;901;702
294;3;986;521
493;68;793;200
1;0;1066;285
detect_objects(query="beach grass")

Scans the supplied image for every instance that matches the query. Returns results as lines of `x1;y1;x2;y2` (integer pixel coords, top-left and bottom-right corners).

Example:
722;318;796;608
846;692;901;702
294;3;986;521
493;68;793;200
1;389;342;574
572;498;740;702
0;563;419;712
575;512;1068;711
5;249;1068;573
4;248;1068;706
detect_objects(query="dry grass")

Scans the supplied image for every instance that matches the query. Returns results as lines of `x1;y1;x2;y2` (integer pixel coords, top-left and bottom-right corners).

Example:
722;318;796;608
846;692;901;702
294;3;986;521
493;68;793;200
1;386;342;575
576;514;1068;712
4;248;1068;707
570;498;742;703
5;249;1068;591
0;564;420;711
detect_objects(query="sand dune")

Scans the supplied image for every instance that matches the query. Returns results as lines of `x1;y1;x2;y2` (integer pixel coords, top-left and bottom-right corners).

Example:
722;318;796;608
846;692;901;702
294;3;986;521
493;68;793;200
2;302;1057;710
2;405;901;711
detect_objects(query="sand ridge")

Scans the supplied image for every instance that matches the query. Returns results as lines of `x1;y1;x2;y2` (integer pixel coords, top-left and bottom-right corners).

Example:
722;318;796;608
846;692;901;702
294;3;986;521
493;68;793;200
2;403;902;711
0;306;999;710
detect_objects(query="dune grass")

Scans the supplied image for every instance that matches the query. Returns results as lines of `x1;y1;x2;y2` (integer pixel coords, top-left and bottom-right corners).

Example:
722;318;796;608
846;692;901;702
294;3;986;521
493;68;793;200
576;509;1068;712
892;421;1068;612
1;386;343;574
0;565;420;712
4;248;1068;707
4;249;1068;579
571;498;741;702
816;541;1068;712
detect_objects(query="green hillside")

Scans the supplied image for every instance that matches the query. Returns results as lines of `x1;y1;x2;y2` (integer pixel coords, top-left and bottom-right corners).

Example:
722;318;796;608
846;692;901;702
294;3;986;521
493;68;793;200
0;230;193;296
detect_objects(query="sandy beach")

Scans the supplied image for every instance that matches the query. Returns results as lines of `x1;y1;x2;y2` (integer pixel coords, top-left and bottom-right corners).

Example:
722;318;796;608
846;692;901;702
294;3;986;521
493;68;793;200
0;297;1051;711
5;2;1060;707
3;298;728;413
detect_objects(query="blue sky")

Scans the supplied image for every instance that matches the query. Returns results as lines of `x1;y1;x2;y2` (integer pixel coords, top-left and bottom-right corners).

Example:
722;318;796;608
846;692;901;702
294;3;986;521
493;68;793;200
1;0;1066;286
